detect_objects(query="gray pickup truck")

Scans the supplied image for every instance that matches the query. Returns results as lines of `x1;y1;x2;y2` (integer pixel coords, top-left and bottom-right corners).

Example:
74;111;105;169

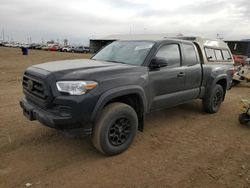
20;36;234;156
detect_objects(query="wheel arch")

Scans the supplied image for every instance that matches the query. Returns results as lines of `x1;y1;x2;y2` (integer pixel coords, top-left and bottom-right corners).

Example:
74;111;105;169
91;86;147;131
204;75;228;99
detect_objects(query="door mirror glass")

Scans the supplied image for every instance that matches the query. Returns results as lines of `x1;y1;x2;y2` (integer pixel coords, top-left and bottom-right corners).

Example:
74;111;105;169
150;57;168;69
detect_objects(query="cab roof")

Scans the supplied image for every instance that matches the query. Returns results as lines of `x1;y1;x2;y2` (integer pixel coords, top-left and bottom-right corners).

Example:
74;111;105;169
113;35;228;49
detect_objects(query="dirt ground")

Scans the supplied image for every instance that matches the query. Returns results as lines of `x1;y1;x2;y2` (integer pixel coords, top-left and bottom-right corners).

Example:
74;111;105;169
0;47;250;188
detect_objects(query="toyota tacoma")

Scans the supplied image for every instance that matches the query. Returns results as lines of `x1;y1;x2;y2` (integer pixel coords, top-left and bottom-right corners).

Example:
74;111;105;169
20;37;234;156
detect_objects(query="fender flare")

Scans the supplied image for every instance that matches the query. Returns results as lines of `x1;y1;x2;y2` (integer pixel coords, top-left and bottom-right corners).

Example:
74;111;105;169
213;74;228;85
91;85;148;122
204;74;228;98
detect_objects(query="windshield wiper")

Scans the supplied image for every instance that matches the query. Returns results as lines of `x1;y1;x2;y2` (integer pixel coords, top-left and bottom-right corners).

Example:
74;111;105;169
104;60;126;64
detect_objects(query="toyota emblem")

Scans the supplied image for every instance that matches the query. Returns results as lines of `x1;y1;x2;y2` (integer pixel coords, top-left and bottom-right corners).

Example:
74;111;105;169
27;80;34;90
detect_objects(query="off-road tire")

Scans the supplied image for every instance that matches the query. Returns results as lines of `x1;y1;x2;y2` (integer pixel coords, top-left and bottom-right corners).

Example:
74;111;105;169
203;84;224;113
239;113;250;125
92;102;138;156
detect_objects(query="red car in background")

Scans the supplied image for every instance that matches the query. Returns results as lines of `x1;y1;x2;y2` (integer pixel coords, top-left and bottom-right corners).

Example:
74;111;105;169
48;44;60;51
225;40;250;66
233;55;247;66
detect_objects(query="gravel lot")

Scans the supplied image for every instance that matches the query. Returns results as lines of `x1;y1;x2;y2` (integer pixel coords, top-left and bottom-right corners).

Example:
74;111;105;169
0;47;250;188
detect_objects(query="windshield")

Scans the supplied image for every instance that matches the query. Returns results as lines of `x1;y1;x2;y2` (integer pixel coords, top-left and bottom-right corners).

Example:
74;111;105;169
92;41;155;65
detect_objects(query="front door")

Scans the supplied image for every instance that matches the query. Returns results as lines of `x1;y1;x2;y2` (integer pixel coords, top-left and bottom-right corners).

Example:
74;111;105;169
149;43;186;111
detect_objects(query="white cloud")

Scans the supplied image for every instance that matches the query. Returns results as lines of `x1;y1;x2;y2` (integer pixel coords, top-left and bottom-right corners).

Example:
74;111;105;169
0;0;249;44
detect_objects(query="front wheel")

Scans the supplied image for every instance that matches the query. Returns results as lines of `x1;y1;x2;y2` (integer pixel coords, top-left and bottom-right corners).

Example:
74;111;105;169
203;84;224;113
92;102;138;156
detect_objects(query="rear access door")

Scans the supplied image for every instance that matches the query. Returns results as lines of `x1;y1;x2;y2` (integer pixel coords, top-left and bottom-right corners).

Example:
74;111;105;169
181;42;202;99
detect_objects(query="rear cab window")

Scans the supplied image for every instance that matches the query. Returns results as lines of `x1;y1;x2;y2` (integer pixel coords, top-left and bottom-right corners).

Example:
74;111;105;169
215;49;223;61
205;47;232;62
222;50;232;61
205;48;216;61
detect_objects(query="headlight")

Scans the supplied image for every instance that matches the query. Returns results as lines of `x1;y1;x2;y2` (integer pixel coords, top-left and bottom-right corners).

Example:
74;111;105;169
56;81;98;95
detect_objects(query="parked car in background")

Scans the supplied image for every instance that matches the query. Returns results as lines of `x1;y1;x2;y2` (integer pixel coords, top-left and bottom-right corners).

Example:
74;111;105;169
48;44;60;51
84;46;90;52
35;44;45;50
57;45;64;52
3;43;10;47
1;41;8;46
14;43;23;48
233;55;247;66
71;46;89;53
62;46;75;52
29;43;41;49
226;40;250;66
20;43;31;48
41;45;49;51
3;43;11;47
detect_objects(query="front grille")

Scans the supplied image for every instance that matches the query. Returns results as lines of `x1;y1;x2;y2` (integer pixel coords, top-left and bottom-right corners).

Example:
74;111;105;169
22;72;51;106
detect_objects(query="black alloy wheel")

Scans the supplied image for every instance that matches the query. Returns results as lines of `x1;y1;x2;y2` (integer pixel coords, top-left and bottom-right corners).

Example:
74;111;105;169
213;89;223;108
108;117;131;146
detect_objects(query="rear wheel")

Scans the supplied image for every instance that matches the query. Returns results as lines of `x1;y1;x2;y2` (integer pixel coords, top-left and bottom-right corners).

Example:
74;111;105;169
92;102;138;156
203;84;224;113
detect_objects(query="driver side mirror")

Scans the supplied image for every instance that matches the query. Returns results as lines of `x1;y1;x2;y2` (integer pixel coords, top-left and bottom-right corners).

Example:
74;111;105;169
150;57;168;69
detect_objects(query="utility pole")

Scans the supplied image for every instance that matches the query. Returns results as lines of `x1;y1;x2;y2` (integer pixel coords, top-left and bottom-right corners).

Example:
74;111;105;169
2;28;5;41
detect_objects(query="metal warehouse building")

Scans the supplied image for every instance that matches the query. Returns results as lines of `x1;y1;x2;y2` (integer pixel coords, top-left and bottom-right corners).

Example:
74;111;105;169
225;40;250;58
89;33;183;53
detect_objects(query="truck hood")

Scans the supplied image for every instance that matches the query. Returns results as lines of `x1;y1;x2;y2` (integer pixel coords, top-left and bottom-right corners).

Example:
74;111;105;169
33;59;126;72
32;59;147;81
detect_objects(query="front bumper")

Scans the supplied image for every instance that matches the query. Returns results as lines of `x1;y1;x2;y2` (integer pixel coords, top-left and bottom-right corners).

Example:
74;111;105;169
20;94;97;134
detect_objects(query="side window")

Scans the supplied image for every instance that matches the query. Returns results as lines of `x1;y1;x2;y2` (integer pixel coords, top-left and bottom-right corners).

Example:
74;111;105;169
155;44;181;67
183;44;198;66
222;50;232;61
215;49;223;61
205;48;216;61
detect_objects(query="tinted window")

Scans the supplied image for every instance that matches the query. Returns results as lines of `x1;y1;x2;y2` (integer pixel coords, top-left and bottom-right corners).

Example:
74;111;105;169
215;49;223;61
155;44;181;67
183;44;197;66
205;48;216;61
222;50;232;61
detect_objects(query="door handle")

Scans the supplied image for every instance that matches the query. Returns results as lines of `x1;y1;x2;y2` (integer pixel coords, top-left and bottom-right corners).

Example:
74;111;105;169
177;72;185;78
